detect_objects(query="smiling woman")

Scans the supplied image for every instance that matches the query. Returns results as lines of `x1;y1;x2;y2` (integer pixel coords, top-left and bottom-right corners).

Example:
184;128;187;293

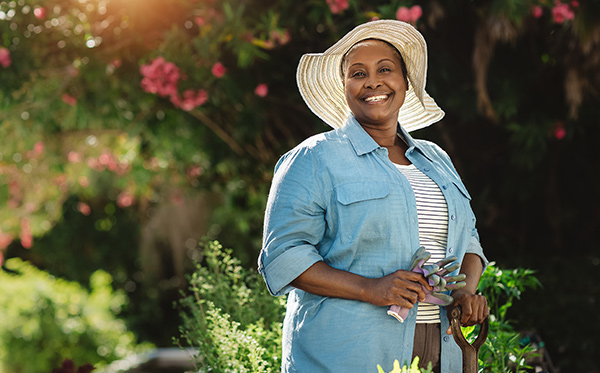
260;20;489;373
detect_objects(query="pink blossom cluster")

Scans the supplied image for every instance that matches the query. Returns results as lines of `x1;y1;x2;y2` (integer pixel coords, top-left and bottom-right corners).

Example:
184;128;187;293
62;93;77;106
20;218;32;249
211;62;227;78
552;0;576;23
140;57;211;111
0;47;11;68
396;5;423;24
171;89;208;111
250;28;291;50
85;150;131;175
254;83;268;97
140;57;180;97
554;121;566;139
326;0;349;14
33;6;46;20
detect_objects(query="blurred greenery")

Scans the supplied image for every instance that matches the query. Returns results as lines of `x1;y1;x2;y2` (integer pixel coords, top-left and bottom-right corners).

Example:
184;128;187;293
0;257;152;372
1;0;599;371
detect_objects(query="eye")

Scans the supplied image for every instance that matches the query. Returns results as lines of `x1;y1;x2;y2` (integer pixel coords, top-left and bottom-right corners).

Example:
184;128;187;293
379;67;392;73
350;70;365;78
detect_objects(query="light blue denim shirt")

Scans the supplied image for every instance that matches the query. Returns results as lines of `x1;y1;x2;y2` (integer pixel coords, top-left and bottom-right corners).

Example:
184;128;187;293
259;115;487;373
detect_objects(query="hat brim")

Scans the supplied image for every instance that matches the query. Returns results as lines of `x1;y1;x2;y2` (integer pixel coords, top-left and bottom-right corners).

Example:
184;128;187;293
297;20;444;132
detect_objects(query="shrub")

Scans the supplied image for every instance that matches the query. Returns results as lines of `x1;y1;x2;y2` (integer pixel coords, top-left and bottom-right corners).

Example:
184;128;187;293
464;262;542;372
0;258;152;373
176;240;285;372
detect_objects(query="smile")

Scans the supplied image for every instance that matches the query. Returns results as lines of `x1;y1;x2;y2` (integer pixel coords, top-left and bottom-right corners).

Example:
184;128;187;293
363;94;389;103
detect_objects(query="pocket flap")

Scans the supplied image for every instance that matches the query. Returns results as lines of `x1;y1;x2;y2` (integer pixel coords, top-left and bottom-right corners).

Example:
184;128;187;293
336;182;390;205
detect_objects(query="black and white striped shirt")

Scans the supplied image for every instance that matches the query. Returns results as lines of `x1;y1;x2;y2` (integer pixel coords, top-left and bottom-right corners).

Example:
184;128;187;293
395;163;449;323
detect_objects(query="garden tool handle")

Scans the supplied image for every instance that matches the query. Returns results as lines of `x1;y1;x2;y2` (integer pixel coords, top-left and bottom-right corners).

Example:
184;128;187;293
450;305;489;373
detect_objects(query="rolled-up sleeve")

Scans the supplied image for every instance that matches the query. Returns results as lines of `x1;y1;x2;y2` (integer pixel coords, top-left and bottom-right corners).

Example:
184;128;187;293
258;146;327;296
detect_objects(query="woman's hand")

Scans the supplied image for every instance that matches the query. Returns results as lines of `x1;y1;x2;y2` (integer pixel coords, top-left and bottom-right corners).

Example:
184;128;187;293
445;291;488;335
290;262;432;309
364;270;433;308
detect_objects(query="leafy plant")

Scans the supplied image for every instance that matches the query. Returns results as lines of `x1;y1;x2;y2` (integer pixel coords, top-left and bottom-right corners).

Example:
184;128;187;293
377;358;433;373
462;262;542;372
0;258;152;373
176;240;286;372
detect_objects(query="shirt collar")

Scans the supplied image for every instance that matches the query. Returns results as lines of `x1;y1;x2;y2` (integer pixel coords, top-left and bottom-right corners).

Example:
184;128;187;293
341;115;433;162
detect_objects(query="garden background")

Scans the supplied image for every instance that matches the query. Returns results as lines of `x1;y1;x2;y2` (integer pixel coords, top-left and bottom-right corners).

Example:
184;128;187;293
1;0;599;371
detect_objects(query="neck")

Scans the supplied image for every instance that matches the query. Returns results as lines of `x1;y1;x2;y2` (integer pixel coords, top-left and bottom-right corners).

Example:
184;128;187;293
360;123;399;148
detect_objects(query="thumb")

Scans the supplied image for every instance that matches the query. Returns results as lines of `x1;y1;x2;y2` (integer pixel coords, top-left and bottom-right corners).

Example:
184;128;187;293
446;326;452;335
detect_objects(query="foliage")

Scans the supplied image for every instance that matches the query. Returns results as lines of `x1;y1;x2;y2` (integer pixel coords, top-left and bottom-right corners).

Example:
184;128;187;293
0;258;152;373
175;240;286;372
462;262;541;372
377;358;433;373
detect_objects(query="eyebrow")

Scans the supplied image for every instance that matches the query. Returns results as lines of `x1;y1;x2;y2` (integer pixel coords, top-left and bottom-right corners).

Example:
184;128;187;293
348;58;397;68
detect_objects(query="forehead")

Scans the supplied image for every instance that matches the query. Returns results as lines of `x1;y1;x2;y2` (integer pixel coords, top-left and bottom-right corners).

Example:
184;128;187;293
344;39;400;63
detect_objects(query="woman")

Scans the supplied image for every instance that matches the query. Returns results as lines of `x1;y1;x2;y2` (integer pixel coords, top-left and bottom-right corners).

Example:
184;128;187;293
259;20;488;372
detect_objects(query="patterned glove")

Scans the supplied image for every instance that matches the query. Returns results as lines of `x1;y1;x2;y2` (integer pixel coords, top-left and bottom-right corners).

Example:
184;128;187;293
387;247;466;323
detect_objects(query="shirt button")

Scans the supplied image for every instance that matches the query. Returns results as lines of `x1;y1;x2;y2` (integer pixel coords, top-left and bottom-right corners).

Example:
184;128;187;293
442;185;447;190
443;336;450;342
451;215;456;220
423;167;430;172
449;248;454;253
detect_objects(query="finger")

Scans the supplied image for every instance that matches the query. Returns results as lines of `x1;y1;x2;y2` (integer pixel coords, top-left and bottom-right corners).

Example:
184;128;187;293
446;326;452;335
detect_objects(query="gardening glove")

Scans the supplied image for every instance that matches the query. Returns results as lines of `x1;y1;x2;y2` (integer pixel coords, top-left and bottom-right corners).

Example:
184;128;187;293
387;247;467;323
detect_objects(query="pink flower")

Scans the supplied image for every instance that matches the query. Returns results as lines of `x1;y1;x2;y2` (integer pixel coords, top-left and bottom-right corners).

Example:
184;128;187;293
68;151;83;163
410;5;423;22
33;7;46;20
554;121;566;139
140;57;180;97
0;230;13;251
211;62;227;78
20;218;32;249
117;192;135;208
33;141;44;155
194;17;205;27
326;0;349;14
270;29;291;46
532;5;543;18
552;1;575;23
571;1;579;7
0;47;11;68
171;89;208;111
396;5;422;23
77;202;91;216
62;93;77;106
254;83;268;97
396;7;411;22
78;176;89;187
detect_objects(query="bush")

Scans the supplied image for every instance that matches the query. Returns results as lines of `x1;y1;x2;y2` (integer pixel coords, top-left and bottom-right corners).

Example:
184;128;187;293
0;258;152;373
464;262;542;372
176;240;285;372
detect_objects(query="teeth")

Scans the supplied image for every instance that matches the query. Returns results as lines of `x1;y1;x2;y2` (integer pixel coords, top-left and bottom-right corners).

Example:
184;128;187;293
364;95;388;102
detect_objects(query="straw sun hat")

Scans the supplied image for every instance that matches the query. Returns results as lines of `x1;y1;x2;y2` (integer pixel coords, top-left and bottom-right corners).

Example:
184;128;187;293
296;19;444;132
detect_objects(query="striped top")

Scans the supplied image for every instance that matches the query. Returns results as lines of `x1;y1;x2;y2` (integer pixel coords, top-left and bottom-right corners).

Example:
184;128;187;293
395;163;449;323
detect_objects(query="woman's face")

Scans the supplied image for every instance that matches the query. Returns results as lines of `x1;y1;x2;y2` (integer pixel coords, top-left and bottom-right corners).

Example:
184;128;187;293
343;40;407;129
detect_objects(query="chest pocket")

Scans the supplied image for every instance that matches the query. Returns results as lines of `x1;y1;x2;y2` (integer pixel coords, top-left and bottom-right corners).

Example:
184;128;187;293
333;182;391;242
336;182;389;205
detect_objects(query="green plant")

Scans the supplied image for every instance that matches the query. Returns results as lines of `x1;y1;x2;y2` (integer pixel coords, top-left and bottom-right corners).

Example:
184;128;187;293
377;357;433;373
463;262;542;372
0;258;152;373
176;240;286;372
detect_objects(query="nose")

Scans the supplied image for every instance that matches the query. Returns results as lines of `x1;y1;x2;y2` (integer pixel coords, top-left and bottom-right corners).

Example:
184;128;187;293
364;75;382;89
